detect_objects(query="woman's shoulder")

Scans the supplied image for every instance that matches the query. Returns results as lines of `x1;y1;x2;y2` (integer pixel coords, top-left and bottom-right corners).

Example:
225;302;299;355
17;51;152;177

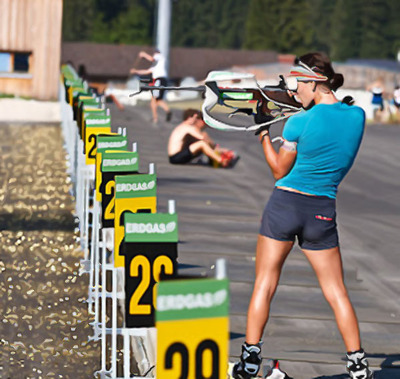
340;103;365;119
285;109;308;125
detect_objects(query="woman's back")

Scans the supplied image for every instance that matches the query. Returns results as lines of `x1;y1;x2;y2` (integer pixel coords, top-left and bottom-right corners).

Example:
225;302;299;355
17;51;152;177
276;102;365;198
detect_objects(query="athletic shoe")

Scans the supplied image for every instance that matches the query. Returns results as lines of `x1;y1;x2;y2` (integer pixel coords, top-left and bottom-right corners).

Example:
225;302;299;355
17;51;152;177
346;349;373;379
231;342;262;378
221;151;240;168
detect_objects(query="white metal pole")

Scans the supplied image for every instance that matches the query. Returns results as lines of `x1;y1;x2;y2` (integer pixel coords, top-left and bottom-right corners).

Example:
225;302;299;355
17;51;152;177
123;329;130;378
149;163;155;175
101;228;107;372
93;197;100;327
156;0;172;75
215;258;227;280
168;199;175;214
111;266;118;378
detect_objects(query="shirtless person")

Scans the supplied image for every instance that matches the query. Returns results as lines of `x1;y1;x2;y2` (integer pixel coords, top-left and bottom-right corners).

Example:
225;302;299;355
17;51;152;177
168;109;234;167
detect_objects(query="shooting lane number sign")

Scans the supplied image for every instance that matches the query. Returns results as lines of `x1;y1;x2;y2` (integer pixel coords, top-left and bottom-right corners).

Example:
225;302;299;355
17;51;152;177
95;134;128;202
84;114;111;164
114;173;157;267
122;212;178;327
156;278;229;379
99;150;139;228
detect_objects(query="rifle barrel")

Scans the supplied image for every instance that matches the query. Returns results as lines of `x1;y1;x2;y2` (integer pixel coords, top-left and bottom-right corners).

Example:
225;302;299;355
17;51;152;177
141;85;206;91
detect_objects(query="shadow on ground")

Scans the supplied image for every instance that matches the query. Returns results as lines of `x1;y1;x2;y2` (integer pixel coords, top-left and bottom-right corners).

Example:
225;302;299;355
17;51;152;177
0;210;75;231
314;354;400;379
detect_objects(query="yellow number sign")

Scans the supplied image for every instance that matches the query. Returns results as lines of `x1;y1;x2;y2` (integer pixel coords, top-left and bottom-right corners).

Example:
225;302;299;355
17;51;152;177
85;126;111;165
156;278;229;379
113;173;157;267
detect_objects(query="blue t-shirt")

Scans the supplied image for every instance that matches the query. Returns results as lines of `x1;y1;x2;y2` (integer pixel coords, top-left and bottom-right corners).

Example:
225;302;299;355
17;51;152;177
276;102;365;198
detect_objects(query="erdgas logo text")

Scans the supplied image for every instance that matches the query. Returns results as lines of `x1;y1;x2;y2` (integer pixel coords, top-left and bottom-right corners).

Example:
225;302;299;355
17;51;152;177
116;180;155;192
126;221;176;234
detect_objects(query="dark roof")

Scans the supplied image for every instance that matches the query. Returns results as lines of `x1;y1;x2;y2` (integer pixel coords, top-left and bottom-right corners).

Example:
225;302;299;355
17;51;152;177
61;42;278;81
345;59;400;72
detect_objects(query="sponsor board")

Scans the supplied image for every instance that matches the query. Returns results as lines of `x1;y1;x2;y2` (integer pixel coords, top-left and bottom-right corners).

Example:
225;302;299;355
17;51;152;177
98;167;139;228
156;278;229;378
115;173;156;199
95;134;129;202
84;126;111;165
124;212;178;243
80;108;106;141
113;174;157;267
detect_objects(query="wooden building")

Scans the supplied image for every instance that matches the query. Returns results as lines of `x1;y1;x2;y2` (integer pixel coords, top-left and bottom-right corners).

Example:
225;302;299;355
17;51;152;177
0;0;63;100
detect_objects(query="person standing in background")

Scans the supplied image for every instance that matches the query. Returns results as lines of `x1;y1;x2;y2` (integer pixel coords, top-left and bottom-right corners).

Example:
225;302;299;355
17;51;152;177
130;49;172;124
367;77;385;122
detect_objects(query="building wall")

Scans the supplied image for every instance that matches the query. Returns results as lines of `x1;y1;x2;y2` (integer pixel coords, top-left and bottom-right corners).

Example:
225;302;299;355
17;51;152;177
0;0;63;100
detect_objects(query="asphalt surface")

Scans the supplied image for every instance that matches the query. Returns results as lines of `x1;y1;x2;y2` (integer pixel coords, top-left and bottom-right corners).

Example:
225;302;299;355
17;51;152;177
0;102;399;379
109;103;400;379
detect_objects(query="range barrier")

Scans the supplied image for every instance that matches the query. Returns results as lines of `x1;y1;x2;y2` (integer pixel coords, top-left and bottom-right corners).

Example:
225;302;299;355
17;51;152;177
60;64;230;378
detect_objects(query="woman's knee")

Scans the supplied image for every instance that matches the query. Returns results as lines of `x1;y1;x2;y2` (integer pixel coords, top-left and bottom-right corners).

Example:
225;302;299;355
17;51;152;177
253;275;278;302
323;283;350;308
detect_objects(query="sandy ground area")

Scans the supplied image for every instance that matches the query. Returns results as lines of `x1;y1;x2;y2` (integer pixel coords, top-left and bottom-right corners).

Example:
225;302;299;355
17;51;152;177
0;124;100;378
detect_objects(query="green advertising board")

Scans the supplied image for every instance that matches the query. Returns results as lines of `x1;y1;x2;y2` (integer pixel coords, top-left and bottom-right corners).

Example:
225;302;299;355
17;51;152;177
124;212;178;243
115;173;156;199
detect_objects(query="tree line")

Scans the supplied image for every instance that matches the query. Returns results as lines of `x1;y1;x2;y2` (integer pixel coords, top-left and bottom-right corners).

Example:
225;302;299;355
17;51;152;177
63;0;400;61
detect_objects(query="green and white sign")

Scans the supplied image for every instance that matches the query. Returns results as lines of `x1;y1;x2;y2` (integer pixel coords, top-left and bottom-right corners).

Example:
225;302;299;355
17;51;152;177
156;278;229;378
115;173;156;199
85;114;111;127
124;213;178;243
97;134;128;153
156;278;229;322
101;151;139;173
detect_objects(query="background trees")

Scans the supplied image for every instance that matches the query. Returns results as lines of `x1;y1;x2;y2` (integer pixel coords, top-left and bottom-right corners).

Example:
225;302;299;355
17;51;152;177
62;0;400;61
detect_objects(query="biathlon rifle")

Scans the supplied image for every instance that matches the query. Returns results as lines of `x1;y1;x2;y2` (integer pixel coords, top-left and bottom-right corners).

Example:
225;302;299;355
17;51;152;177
129;71;303;133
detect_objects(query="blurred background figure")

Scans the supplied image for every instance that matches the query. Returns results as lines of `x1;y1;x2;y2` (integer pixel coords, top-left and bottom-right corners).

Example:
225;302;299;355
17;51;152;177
367;77;385;122
130;49;172;124
392;85;400;121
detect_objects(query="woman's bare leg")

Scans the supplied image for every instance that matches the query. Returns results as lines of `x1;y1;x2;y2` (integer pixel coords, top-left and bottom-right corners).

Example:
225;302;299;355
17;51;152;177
302;247;361;352
246;235;293;344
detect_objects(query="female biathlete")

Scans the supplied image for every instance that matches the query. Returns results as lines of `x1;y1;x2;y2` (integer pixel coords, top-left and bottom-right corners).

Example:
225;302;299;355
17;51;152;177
232;53;372;379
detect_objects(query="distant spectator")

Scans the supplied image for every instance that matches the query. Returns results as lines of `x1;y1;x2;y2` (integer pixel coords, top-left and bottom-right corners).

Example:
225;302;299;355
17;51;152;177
392;85;400;120
367;78;385;122
130;49;172;124
168;109;237;168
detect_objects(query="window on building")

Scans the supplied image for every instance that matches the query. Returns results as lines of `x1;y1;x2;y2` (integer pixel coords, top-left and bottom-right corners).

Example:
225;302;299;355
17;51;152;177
0;52;31;73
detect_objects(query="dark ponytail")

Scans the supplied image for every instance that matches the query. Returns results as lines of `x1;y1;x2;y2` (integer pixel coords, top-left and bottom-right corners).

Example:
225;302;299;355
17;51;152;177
329;73;344;91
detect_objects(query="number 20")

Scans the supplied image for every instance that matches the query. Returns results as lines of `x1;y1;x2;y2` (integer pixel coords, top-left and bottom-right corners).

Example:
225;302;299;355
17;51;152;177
129;255;174;315
165;340;220;379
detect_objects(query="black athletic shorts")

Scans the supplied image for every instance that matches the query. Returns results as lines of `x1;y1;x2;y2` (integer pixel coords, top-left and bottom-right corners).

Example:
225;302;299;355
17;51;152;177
169;147;195;164
259;188;338;250
151;78;167;100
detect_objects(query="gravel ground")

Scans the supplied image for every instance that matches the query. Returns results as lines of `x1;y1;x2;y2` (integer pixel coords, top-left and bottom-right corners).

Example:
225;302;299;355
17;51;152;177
0;124;100;378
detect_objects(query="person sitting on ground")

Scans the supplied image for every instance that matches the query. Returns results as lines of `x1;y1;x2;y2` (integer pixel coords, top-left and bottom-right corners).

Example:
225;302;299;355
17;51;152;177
168;109;235;167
